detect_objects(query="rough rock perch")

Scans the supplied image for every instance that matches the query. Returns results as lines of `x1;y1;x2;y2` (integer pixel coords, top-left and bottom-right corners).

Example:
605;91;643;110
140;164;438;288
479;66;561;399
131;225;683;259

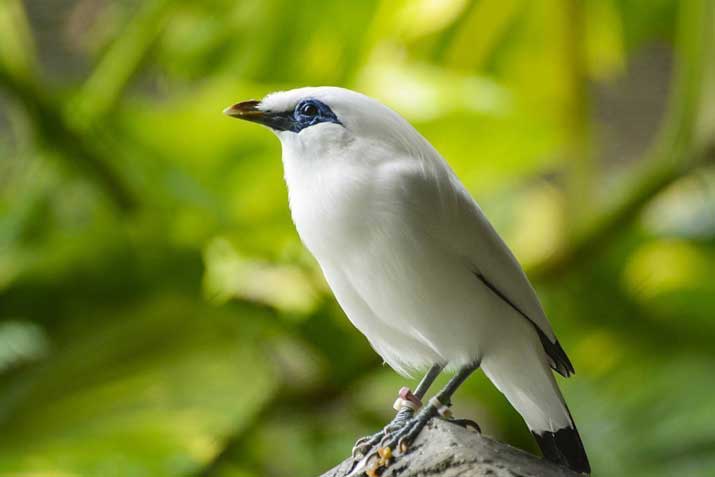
320;419;581;477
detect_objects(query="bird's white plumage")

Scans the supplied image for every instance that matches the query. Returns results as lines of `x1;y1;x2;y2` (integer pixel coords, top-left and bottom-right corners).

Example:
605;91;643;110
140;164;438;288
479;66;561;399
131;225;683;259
265;87;570;432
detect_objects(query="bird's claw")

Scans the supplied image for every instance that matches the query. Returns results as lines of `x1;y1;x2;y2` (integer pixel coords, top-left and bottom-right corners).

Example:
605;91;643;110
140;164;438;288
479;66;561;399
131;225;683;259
352;427;390;458
352;435;377;459
378;432;392;448
450;417;482;433
353;435;372;448
397;436;410;453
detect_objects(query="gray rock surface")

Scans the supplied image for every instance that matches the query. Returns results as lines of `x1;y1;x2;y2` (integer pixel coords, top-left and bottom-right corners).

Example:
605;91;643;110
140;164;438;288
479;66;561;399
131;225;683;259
320;419;580;477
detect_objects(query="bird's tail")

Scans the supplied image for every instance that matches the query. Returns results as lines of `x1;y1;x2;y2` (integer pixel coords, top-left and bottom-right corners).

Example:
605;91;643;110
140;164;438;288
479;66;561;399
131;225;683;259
481;344;591;474
531;417;590;474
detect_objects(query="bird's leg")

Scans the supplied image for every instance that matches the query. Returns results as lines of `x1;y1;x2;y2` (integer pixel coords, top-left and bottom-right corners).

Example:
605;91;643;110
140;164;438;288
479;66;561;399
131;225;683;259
388;363;444;427
351;364;443;459
378;361;481;455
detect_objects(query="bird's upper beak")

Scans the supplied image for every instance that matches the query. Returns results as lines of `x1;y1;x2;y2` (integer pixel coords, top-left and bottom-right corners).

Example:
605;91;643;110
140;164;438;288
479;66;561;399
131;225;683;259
223;100;264;120
223;100;296;132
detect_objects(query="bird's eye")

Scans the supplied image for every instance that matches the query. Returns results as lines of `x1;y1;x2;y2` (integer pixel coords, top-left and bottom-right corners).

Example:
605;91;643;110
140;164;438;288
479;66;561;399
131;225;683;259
299;102;319;117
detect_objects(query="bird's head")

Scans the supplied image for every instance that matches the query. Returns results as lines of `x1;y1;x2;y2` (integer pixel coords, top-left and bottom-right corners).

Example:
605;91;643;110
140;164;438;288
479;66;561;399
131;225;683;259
224;86;422;159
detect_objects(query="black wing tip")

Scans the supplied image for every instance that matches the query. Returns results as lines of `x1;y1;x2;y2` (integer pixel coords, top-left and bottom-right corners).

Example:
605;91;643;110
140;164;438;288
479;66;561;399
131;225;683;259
538;334;575;377
473;271;576;377
532;427;591;474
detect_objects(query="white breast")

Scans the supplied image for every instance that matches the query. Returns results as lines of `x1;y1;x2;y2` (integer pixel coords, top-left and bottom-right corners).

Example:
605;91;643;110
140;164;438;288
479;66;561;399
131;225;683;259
280;134;389;259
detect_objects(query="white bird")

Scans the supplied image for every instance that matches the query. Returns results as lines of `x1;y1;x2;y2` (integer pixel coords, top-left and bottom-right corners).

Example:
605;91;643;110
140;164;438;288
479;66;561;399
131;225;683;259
225;87;590;474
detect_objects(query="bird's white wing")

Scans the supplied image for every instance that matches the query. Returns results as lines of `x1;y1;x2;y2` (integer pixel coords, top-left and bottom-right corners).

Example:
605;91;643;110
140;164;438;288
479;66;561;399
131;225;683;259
461;192;574;373
396;157;575;376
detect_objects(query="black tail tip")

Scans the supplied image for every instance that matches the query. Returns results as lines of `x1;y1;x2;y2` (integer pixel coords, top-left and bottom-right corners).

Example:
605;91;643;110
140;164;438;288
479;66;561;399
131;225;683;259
532;427;591;474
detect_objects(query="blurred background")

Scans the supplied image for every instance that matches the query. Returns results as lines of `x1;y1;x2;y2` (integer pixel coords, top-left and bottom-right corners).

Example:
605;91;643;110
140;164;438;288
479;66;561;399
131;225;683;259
1;0;714;476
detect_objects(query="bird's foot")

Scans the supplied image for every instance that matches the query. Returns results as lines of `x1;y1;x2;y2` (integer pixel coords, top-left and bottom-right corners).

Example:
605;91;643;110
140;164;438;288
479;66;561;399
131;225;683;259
376;401;438;456
351;407;414;459
372;397;484;459
353;406;438;477
353;399;481;477
352;387;423;460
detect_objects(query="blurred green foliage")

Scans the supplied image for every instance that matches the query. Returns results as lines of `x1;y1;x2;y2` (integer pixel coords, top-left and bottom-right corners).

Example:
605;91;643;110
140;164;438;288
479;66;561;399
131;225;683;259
1;1;714;476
